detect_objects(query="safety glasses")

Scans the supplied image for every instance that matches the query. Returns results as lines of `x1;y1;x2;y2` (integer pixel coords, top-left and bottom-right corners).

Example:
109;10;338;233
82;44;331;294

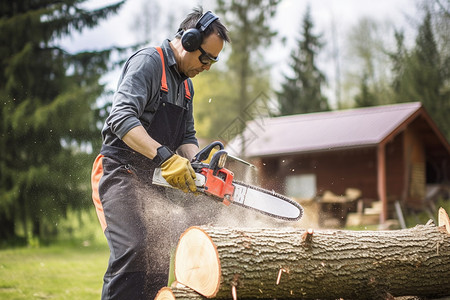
198;46;219;65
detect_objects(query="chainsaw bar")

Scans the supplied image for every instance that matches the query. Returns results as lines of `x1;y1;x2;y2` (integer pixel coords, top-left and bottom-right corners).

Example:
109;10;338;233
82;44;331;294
152;169;303;221
231;180;303;221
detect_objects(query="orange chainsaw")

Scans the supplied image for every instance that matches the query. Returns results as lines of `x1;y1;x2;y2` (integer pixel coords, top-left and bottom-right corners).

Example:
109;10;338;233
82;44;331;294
152;141;303;221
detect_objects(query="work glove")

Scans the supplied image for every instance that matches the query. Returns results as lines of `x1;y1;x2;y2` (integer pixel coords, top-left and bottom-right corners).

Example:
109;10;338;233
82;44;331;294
161;154;197;193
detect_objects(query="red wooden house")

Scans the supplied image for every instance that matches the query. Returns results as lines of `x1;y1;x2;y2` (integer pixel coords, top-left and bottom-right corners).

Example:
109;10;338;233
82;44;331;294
226;102;450;223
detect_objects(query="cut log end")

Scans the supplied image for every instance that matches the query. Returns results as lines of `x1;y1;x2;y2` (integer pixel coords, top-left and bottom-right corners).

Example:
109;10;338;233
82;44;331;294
438;207;450;234
154;287;175;300
174;227;220;298
154;286;206;300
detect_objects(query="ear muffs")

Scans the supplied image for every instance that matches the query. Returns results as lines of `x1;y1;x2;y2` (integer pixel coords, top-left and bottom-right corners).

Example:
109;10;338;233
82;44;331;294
181;11;219;52
180;29;202;52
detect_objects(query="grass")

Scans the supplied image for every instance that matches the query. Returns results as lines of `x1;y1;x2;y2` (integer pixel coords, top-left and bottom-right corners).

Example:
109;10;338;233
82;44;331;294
0;210;110;299
1;200;448;299
0;208;111;299
0;240;109;299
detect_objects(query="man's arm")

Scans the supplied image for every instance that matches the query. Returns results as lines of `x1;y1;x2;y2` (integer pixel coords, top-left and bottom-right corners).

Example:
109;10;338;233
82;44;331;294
177;143;199;161
122;125;161;160
122;126;197;193
122;126;199;162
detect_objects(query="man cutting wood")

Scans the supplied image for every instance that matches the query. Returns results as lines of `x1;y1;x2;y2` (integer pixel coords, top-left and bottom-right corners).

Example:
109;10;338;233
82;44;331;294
91;7;230;299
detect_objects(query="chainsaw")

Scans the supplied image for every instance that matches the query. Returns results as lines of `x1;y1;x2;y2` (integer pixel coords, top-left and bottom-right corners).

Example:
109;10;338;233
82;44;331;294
152;141;303;221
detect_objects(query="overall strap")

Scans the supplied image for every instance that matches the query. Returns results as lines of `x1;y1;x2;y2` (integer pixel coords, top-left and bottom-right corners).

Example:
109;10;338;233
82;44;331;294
155;47;168;93
156;46;191;101
184;80;192;101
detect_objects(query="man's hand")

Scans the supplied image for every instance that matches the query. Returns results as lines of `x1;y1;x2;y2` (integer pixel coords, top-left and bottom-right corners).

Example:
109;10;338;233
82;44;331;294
160;154;197;193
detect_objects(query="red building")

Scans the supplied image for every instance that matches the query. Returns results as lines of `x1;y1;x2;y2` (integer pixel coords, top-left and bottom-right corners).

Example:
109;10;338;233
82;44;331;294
227;102;450;224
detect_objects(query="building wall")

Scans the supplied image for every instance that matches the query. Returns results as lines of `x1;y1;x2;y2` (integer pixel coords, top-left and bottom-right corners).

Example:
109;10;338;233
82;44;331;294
403;127;426;208
258;132;417;207
250;113;449;216
385;133;406;203
259;147;379;199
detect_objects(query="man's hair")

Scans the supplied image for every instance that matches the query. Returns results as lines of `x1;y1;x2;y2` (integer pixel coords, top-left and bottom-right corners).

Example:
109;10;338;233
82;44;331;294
176;7;231;43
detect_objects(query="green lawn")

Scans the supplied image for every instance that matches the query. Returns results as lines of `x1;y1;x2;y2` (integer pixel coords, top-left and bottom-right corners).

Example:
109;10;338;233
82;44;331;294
0;241;109;300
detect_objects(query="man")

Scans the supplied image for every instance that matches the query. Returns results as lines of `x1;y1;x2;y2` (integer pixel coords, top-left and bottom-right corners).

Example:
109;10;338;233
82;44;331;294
91;8;230;299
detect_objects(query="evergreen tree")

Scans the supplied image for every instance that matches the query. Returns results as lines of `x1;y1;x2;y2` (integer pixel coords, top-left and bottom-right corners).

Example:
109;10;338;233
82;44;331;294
277;6;329;115
391;11;450;141
354;72;377;107
389;30;408;96
0;1;124;242
414;11;449;141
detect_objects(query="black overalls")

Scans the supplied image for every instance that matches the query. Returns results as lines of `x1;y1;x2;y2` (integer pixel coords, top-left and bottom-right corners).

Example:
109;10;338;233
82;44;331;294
91;47;193;299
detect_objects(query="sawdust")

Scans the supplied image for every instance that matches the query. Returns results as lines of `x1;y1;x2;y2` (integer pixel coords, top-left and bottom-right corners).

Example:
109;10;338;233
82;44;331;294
136;183;282;270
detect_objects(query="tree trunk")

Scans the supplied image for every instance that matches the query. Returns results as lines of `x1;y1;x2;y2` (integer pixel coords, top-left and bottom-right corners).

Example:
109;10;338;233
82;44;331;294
0;210;15;241
173;216;450;299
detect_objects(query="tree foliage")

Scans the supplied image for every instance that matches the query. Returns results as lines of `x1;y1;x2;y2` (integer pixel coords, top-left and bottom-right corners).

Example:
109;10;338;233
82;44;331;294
192;69;237;142
390;10;450;141
200;0;279;148
0;0;124;242
343;17;394;108
276;6;329;115
354;72;378;107
345;2;449;142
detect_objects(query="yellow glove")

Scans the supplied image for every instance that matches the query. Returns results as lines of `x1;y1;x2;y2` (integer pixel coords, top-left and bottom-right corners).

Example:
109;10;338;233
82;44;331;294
161;154;197;193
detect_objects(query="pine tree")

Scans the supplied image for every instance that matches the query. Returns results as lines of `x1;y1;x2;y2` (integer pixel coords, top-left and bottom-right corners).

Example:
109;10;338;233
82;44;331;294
389;30;408;96
277;6;329;116
390;11;450;141
354;72;377;107
414;11;449;141
0;1;124;242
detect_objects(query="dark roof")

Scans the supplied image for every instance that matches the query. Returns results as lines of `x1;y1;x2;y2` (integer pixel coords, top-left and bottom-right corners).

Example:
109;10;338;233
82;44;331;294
226;102;449;158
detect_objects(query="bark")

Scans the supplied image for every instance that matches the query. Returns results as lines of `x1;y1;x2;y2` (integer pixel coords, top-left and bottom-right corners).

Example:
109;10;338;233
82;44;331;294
174;221;450;299
154;286;206;300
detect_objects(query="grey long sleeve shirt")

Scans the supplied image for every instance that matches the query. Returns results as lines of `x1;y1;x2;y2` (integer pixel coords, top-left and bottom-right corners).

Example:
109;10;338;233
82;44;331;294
101;39;198;148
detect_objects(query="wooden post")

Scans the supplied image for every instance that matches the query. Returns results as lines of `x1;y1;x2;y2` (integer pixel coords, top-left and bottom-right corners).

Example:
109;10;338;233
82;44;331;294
377;142;387;223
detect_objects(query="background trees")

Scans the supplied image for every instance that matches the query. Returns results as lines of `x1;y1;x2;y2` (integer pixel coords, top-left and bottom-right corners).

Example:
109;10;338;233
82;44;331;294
0;0;124;242
192;0;280;155
276;6;329;115
346;17;393;108
1;0;449;246
390;7;450;141
335;0;449;139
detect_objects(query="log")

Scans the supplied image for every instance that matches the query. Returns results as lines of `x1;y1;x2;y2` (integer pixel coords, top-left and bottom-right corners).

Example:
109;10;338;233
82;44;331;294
154;286;205;300
439;207;450;234
173;217;450;299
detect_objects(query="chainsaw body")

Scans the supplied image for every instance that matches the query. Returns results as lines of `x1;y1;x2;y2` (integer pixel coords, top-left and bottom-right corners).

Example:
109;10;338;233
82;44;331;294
152;141;303;221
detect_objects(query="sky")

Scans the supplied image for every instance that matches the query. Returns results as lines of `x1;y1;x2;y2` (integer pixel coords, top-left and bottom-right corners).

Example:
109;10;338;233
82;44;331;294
60;0;420;107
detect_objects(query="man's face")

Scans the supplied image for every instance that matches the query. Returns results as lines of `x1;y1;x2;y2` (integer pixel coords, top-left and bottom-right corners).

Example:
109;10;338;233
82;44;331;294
181;33;224;78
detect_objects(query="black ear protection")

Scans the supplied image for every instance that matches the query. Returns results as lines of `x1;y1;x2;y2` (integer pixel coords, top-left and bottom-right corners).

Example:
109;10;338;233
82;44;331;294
180;11;219;52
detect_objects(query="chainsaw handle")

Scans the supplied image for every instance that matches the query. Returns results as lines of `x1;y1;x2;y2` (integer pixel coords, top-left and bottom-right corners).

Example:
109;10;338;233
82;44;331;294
208;149;228;174
192;141;224;163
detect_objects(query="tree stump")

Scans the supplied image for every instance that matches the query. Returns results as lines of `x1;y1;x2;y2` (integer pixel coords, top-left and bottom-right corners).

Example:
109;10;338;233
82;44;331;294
173;211;450;300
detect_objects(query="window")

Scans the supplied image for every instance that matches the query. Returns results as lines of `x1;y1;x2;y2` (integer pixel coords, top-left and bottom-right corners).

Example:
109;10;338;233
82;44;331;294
285;174;317;199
